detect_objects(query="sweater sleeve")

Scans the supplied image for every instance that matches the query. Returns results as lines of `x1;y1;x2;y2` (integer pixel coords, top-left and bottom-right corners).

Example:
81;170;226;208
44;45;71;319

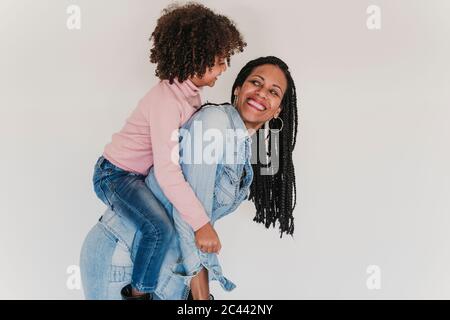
148;101;210;231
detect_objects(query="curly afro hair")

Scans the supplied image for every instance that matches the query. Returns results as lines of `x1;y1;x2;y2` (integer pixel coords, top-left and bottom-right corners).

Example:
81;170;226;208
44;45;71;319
149;2;246;84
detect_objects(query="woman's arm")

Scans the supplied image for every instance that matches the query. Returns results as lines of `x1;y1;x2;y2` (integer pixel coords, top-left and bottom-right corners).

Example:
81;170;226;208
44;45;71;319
145;106;236;293
169;106;230;273
178;106;229;220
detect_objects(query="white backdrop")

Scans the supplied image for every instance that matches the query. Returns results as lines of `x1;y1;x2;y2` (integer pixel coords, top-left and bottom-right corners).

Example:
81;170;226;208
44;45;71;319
1;0;449;299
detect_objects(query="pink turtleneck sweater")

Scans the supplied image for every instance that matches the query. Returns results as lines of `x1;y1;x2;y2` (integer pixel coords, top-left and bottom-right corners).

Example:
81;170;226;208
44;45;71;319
103;79;210;231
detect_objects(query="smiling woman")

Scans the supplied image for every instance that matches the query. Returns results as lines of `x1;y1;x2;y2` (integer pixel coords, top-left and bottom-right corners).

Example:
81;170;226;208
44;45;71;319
231;56;298;237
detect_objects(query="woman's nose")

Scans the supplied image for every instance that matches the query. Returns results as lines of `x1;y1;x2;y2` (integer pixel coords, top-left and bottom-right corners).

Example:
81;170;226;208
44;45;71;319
256;89;268;99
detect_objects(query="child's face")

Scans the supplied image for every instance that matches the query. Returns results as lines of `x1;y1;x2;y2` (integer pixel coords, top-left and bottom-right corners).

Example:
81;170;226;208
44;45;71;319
191;56;227;88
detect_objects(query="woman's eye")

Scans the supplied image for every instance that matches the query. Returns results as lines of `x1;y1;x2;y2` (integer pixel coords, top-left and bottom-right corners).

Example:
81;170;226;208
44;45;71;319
252;80;261;86
270;90;279;96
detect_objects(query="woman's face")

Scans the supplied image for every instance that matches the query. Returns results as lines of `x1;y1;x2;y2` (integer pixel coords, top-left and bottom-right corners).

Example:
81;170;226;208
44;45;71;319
234;64;287;131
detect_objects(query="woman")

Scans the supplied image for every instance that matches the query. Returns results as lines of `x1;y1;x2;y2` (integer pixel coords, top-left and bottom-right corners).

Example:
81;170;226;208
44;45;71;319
80;56;298;300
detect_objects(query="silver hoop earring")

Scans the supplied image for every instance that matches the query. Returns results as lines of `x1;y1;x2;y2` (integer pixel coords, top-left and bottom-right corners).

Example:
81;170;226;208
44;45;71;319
269;117;284;132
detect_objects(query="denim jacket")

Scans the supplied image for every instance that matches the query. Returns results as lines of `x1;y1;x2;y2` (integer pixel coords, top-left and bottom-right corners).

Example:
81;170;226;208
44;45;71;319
97;103;253;299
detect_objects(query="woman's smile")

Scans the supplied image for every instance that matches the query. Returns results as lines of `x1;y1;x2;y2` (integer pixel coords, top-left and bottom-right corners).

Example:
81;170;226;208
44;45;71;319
247;98;267;111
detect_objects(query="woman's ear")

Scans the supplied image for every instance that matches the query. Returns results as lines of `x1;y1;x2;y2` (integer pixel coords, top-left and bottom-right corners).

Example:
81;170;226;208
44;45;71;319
234;87;240;97
274;106;282;118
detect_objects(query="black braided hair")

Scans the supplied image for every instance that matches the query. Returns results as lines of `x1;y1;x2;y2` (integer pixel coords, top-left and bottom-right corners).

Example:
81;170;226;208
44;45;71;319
231;56;298;238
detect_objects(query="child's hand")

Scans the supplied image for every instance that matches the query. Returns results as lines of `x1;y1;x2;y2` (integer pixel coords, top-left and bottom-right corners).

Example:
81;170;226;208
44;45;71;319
194;223;222;254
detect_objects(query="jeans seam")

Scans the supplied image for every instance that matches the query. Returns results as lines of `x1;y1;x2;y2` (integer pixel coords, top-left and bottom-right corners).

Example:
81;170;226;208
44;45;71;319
111;187;164;291
98;220;131;252
131;226;160;291
99;181;113;208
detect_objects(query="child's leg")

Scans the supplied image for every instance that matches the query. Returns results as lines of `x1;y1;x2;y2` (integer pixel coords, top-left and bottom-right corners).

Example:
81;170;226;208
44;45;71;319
94;159;174;295
111;176;173;294
189;267;210;300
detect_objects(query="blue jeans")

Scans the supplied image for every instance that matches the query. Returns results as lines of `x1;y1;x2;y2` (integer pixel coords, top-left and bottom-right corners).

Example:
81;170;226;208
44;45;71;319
80;217;163;300
92;156;174;293
81;104;252;299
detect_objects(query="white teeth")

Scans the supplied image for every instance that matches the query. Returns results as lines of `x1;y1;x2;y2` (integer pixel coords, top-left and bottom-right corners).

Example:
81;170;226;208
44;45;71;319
248;99;266;111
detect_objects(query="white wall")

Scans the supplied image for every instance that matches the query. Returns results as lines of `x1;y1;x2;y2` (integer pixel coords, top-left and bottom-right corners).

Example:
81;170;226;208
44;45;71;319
1;0;449;299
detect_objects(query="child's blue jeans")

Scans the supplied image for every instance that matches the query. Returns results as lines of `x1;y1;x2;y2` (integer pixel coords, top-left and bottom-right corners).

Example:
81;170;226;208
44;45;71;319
92;156;174;293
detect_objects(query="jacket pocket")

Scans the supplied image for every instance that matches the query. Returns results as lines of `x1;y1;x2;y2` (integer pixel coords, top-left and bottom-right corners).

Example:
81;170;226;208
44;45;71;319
214;165;239;206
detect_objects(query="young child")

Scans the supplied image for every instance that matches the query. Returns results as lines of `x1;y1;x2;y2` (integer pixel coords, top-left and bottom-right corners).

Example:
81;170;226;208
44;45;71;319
92;3;245;300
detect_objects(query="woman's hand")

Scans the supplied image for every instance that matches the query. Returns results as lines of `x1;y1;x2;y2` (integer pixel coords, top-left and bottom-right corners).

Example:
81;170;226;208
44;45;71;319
194;223;222;254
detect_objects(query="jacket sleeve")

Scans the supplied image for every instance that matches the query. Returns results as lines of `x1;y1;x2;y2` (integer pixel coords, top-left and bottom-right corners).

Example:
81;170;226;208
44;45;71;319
175;107;230;222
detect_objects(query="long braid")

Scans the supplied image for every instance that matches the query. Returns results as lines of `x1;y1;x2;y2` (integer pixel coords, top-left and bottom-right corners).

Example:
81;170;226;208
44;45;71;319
231;56;298;237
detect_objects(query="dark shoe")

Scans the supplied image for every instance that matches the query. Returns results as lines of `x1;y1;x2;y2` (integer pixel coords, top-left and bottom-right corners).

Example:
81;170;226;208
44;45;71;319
187;290;214;300
120;284;153;300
